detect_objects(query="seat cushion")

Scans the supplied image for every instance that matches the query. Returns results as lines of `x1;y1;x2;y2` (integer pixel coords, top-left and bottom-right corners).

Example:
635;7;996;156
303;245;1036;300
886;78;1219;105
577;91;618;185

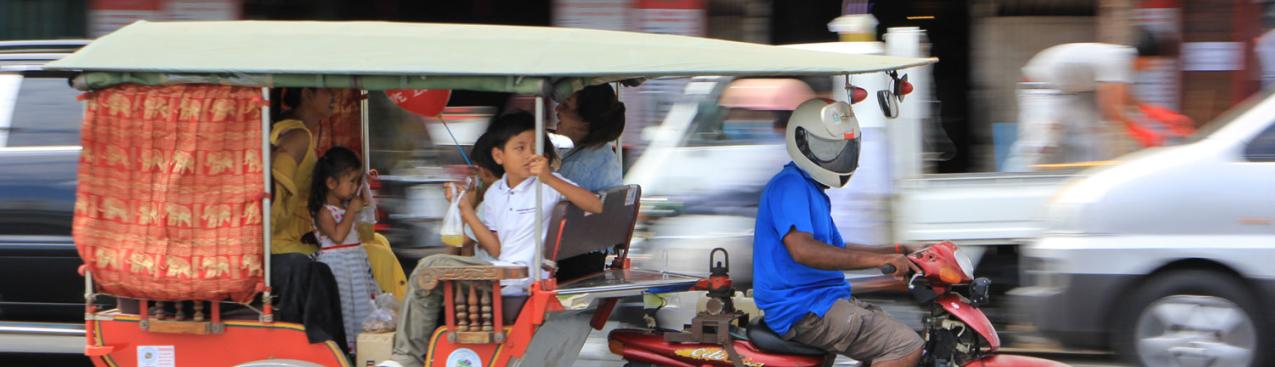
746;319;826;356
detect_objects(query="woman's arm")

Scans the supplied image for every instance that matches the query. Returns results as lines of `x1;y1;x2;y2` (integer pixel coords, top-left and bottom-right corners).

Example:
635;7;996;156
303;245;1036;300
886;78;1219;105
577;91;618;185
278;129;309;163
530;156;603;214
542;174;603;214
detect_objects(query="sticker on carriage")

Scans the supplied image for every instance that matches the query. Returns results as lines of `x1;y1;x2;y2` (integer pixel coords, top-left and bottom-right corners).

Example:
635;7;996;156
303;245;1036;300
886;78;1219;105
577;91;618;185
138;345;176;367
446;348;482;367
674;347;765;367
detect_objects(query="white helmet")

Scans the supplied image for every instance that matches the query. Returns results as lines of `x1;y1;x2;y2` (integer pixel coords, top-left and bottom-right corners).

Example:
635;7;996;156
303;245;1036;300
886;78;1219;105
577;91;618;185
786;98;862;188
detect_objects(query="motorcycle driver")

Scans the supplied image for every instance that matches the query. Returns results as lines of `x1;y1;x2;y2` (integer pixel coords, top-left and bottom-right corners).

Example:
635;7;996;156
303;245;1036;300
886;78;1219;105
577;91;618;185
753;98;924;366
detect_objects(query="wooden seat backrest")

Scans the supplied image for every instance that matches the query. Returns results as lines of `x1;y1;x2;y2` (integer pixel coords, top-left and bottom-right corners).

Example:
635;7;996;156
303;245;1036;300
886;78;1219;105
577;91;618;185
541;184;641;267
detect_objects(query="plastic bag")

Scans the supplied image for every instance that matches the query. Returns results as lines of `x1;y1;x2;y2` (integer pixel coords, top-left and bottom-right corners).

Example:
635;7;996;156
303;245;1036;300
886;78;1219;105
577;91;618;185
361;292;400;333
357;173;379;224
439;182;467;247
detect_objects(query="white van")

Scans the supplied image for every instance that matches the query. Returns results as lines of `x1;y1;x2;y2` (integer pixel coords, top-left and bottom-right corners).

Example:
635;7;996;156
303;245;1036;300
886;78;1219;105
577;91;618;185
1012;92;1275;366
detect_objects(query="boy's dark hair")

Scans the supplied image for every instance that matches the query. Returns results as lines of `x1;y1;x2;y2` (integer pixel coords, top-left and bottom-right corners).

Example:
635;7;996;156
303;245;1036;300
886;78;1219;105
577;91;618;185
481;111;558;169
308;146;363;217
1134;26;1179;58
573;84;626;149
470;131;503;177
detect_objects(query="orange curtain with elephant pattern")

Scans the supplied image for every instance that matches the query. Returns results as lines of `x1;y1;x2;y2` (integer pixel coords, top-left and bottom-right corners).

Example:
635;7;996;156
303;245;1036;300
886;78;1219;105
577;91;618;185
73;84;267;302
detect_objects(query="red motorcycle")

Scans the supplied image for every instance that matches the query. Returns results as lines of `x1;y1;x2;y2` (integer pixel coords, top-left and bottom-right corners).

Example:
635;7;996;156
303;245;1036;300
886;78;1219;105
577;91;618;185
608;242;1069;367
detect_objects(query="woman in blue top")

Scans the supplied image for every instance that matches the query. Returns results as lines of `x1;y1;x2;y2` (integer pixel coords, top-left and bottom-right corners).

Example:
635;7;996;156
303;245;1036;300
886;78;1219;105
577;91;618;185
554;84;626;192
553;84;626;281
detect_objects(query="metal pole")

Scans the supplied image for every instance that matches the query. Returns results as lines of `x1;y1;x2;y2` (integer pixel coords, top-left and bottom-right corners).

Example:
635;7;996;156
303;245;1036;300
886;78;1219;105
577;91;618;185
532;96;545;283
360;90;371;169
260;88;273;318
613;83;623;167
84;270;93;304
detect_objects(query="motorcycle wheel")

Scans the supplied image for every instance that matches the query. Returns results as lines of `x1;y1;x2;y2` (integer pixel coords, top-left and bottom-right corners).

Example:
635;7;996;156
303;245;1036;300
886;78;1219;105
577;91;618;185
1113;269;1268;367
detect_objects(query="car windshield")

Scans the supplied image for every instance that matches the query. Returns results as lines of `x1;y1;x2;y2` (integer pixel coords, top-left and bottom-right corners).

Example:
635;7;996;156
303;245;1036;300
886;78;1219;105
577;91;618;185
4;74;82;147
1187;89;1274;143
686;108;788;147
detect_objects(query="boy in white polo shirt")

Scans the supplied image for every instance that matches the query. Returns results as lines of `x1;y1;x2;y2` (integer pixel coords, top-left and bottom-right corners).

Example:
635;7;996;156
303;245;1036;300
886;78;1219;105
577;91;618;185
384;112;603;367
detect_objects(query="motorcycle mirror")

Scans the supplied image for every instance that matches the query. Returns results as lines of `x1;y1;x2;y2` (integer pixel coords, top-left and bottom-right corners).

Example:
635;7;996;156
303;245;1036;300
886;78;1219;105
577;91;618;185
878;90;899;119
896;74;910;103
970;277;992;306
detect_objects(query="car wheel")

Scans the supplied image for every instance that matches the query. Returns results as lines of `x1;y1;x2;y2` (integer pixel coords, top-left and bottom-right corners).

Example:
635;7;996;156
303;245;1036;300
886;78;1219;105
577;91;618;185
1114;270;1266;367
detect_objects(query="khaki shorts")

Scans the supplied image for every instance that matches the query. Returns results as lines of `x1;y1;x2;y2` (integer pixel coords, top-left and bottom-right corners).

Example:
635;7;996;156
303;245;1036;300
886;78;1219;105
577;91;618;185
783;298;924;363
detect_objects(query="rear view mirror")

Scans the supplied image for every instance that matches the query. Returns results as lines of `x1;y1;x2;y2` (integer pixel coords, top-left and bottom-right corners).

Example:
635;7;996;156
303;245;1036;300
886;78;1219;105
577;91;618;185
878;90;899;119
878;70;912;119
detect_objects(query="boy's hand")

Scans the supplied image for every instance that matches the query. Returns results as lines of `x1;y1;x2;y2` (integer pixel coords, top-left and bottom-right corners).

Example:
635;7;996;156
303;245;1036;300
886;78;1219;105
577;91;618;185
529;155;552;180
443;182;476;209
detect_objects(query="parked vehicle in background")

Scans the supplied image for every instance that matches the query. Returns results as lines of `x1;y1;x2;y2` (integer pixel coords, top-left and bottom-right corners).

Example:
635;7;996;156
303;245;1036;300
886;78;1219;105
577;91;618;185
626;29;1077;297
0;40;100;354
1012;91;1275;366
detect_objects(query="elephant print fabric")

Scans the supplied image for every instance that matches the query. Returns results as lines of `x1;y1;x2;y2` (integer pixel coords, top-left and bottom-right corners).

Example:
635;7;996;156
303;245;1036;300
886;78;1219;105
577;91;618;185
73;84;267;302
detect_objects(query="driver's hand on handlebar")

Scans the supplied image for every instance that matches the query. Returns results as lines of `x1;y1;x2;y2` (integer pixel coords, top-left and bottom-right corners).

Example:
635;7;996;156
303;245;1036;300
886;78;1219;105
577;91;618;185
885;254;920;280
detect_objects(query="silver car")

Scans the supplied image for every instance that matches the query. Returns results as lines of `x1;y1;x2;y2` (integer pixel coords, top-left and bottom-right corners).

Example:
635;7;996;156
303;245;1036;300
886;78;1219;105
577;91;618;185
1012;92;1275;366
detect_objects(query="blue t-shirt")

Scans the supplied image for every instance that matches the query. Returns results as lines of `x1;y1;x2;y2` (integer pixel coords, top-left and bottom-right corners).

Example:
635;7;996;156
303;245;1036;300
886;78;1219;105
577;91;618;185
753;162;852;335
558;143;622;192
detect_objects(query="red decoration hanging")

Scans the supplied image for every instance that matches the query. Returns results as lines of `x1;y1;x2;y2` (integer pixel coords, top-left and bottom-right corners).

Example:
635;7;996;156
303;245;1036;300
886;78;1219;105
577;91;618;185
386;89;451;117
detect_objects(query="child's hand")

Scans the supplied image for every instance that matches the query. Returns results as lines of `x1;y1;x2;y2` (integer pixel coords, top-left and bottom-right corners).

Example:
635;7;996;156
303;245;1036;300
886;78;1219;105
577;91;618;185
528;155;552;180
347;195;366;215
443;182;476;209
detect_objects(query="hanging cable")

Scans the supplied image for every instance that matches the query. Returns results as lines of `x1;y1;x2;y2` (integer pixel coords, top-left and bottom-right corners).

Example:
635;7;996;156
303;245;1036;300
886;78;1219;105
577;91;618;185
437;114;473;166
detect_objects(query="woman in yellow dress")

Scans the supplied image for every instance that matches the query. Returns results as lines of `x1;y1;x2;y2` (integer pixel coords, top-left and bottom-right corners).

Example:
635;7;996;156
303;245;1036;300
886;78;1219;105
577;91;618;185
271;88;407;301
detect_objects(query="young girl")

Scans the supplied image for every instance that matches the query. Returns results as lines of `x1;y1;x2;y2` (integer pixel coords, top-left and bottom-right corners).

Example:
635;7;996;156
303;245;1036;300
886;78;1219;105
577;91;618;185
309;146;376;350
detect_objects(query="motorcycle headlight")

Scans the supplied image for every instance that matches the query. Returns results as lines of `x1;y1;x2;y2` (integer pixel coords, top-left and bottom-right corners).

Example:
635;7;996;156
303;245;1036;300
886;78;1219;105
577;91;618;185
953;248;975;280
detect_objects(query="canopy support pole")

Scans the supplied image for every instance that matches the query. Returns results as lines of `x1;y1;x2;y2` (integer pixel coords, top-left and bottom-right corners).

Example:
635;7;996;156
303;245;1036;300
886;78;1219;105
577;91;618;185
533;96;545;283
260;87;274;322
84;270;93;304
360;90;371;169
613;82;622;168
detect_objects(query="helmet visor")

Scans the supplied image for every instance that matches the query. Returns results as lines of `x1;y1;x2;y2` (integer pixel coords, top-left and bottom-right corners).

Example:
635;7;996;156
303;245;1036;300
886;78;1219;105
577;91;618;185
795;127;860;175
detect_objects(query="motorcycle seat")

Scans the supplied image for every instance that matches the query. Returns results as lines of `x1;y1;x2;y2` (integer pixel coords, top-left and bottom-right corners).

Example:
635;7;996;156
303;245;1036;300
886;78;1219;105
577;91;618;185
746;319;826;356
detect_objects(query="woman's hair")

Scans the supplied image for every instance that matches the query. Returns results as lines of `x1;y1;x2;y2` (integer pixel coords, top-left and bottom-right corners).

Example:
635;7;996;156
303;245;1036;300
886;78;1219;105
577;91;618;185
308;146;363;216
573;84;626;149
479;111;558;172
1134;26;1179;58
270;87;312;122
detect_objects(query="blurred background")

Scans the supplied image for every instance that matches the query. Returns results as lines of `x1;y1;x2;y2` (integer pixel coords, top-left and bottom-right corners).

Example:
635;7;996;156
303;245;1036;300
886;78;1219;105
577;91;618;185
3;0;1275;366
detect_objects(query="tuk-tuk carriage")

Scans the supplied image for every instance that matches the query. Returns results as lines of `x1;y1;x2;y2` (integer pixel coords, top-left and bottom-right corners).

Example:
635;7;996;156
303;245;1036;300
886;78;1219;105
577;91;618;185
45;20;933;367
